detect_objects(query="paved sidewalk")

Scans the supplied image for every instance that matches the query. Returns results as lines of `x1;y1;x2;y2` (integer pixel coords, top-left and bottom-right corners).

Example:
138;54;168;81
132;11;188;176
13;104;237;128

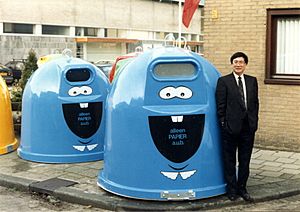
0;148;300;211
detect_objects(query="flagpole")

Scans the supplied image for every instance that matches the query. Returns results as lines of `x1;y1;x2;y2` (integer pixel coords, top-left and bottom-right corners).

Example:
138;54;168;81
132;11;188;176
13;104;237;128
178;0;182;46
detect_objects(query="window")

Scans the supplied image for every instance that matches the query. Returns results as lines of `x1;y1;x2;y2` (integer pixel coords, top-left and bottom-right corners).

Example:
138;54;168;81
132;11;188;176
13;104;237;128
84;28;97;37
75;27;83;36
75;27;97;37
265;9;300;85
3;23;33;34
105;28;118;37
42;25;69;35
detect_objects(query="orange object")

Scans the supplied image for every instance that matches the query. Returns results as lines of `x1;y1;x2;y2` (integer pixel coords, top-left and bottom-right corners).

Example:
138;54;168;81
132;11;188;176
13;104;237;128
0;77;18;154
37;54;63;68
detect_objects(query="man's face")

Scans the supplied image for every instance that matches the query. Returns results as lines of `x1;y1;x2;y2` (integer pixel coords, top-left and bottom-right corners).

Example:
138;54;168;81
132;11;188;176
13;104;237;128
231;57;246;76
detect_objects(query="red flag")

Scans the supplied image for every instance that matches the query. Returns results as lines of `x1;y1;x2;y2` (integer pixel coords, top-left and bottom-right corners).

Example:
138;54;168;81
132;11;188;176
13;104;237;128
182;0;200;28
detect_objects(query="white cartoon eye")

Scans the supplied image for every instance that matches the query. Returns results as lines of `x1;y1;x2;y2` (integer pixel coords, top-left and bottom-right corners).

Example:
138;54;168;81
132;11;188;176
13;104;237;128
159;87;176;99
175;86;193;99
80;86;92;95
68;87;81;96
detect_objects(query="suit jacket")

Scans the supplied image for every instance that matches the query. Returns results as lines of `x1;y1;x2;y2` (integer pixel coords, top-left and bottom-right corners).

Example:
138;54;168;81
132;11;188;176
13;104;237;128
216;73;259;135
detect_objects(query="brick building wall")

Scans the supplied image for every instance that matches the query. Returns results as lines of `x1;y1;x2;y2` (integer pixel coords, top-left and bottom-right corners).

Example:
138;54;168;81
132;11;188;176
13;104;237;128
0;36;76;64
204;0;300;151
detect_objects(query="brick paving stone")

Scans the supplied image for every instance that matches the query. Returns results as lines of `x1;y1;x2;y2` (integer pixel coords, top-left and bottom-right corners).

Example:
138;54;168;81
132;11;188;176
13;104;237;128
250;163;264;169
280;164;300;170
247;178;264;187
280;173;295;179
258;149;276;155
272;151;294;158
260;165;283;172
251;159;265;165
292;175;300;179
250;169;264;175
83;161;103;169
85;179;96;185
257;155;279;162
252;174;265;179
259;171;283;178
0;157;14;166
281;168;300;175
251;151;263;159
13;172;49;181
260;177;284;183
276;158;297;164
263;161;283;167
49;164;73;170
62;173;87;182
25;166;56;174
290;153;300;160
79;169;99;178
0;166;13;174
294;159;300;165
30;169;66;178
65;166;91;175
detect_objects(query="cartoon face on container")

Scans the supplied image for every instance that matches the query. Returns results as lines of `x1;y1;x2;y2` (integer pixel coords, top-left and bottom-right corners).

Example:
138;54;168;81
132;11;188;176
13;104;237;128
60;66;103;152
145;61;207;180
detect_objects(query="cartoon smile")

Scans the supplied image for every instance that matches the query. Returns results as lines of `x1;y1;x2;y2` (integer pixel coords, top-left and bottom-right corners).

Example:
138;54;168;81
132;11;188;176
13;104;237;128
149;114;203;180
148;114;205;163
62;102;103;139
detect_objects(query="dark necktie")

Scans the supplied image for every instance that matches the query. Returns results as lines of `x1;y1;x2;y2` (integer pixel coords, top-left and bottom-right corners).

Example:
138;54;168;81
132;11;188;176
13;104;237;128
238;76;246;109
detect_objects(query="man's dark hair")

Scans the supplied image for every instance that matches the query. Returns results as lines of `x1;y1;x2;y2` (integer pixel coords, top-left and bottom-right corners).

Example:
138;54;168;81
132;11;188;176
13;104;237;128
230;52;248;64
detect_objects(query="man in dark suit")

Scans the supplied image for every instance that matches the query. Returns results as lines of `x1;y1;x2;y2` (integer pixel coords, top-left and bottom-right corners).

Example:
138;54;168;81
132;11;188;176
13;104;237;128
216;52;259;202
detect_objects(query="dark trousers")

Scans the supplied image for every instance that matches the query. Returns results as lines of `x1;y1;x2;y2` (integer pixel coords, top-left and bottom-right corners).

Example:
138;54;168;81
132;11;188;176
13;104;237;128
222;118;255;194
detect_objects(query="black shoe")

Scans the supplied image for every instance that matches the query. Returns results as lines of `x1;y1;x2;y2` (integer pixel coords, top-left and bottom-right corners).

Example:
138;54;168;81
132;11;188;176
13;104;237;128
227;193;238;201
239;190;254;202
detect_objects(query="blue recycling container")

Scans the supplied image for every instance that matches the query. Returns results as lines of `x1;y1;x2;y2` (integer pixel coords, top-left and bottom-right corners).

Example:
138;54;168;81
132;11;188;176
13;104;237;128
18;56;109;163
98;47;226;200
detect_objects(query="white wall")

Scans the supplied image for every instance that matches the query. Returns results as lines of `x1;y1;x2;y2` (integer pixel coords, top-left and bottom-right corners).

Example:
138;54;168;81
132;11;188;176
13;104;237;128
0;0;202;34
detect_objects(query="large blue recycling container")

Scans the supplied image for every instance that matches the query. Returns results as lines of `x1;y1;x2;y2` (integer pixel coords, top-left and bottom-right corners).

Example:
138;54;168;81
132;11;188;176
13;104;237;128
18;56;109;163
98;47;226;200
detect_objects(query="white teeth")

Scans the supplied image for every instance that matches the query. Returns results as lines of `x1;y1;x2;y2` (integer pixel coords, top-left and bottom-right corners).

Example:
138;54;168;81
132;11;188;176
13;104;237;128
73;144;98;151
171;116;183;123
80;103;89;108
73;145;85;151
171;116;177;122
161;171;178;180
177;116;183;122
179;170;196;180
87;144;98;151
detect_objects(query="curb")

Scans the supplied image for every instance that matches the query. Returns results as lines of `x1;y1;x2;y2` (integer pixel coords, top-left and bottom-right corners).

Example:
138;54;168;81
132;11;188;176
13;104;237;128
1;173;300;211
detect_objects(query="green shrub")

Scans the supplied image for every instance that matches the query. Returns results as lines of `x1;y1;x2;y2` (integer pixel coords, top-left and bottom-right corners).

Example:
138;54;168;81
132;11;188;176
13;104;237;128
10;49;38;104
20;49;38;91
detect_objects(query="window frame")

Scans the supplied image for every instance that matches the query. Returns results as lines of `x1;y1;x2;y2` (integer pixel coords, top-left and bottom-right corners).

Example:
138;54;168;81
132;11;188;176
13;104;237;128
3;23;34;34
42;25;69;36
265;8;300;85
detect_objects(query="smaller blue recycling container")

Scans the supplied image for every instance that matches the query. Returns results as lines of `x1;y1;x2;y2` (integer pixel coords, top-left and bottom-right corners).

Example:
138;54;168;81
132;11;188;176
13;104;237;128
18;56;109;163
98;47;226;200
